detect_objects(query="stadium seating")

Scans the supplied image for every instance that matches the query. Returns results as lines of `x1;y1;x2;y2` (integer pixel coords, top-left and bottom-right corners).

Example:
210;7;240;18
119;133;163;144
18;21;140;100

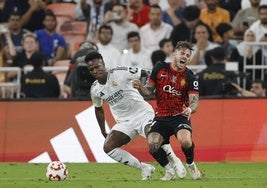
60;21;88;56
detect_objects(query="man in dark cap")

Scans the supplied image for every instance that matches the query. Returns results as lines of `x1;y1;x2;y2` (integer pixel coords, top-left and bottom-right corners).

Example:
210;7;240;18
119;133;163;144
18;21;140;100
170;5;203;46
196;47;237;96
216;22;235;59
20;51;60;98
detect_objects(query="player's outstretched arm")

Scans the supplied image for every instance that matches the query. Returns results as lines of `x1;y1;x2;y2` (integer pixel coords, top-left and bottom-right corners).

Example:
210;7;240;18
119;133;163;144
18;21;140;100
132;79;155;96
95;106;108;138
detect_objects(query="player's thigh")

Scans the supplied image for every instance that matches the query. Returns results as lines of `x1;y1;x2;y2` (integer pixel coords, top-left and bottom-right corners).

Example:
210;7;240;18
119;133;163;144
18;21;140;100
135;111;154;138
104;130;131;152
111;122;138;141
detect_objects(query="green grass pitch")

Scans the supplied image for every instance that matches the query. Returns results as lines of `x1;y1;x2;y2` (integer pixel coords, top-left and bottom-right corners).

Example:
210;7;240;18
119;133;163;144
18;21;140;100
0;162;267;188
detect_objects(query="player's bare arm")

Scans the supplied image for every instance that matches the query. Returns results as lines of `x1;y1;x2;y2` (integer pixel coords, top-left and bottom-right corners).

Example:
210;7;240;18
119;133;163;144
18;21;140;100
188;93;199;114
132;79;155;96
95;106;108;138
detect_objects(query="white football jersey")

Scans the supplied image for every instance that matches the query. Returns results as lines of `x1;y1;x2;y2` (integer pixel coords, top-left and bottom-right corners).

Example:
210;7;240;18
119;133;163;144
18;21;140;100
90;67;154;122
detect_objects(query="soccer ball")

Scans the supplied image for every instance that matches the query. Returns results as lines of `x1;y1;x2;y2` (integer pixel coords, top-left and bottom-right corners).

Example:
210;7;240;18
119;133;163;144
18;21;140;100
46;161;68;181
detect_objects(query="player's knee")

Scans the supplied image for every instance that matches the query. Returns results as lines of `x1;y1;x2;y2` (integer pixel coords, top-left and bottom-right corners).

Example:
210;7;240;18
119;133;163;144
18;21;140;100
148;142;161;154
103;142;115;154
180;139;192;149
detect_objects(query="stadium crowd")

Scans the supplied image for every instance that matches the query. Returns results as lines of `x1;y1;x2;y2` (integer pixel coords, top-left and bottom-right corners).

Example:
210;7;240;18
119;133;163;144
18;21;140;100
0;0;267;99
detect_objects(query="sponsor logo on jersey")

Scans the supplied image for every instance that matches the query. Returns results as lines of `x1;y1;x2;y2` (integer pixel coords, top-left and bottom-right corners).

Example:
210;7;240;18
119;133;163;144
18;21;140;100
106;90;123;105
100;92;105;97
180;79;186;87
163;85;181;96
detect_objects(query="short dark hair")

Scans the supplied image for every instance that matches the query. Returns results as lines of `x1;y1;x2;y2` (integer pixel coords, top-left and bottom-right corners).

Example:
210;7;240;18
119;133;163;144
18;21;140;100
84;51;103;64
182;5;200;21
127;31;140;40
216;22;233;38
150;4;162;12
252;79;267;89
44;9;57;21
98;25;113;35
174;41;193;51
159;38;172;48
258;5;267;12
30;52;47;68
210;47;225;61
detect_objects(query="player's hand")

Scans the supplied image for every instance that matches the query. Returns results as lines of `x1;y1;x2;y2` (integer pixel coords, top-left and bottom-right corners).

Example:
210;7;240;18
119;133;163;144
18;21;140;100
132;79;142;89
182;105;192;119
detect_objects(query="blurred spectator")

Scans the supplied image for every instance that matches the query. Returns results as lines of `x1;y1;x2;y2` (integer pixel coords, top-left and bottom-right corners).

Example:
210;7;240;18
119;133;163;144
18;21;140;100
231;0;260;39
7;33;43;81
20;51;60;98
170;5;210;46
231;79;266;97
229;29;262;80
0;37;6;84
0;23;17;64
159;38;173;62
189;22;219;65
35;10;67;66
249;4;267;42
242;0;267;9
151;49;166;66
127;0;150;27
1;0;46;32
162;0;184;27
140;4;172;52
120;31;152;71
75;0;110;20
96;25;121;69
218;0;242;20
1;11;30;56
104;3;139;52
75;0;107;40
200;0;231;42
196;46;238;96
63;41;98;99
216;22;235;60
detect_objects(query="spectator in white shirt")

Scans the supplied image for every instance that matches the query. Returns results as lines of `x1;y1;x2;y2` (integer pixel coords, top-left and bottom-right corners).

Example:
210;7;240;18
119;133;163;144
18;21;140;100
104;3;139;53
96;25;121;69
120;31;153;72
249;4;267;42
159;38;173;62
139;4;173;52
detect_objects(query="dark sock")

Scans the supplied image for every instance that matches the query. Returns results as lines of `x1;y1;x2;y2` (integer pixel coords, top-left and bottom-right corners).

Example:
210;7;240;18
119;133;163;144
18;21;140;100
150;147;169;167
182;142;195;164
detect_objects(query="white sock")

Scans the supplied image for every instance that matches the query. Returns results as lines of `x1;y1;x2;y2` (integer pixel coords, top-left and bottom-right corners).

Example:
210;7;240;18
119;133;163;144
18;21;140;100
161;144;180;164
107;148;142;169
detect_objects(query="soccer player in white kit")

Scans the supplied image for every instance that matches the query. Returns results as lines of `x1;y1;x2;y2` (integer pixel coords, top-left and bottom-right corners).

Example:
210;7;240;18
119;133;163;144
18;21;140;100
85;51;186;180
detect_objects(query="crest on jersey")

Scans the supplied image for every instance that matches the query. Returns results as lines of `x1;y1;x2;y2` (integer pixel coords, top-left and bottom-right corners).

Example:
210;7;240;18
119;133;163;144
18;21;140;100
112;81;118;87
171;75;177;83
180;79;186;87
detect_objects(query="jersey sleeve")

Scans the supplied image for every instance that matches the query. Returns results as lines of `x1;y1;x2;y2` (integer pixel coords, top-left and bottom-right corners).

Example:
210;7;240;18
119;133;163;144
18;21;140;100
90;81;103;107
187;70;199;94
111;66;141;80
148;61;164;84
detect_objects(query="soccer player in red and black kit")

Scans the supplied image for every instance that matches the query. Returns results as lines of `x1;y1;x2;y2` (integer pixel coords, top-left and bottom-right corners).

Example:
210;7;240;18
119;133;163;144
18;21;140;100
133;41;202;181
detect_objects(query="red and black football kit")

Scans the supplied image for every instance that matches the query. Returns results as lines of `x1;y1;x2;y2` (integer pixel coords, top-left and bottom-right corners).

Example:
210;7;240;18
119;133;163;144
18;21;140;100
147;61;199;140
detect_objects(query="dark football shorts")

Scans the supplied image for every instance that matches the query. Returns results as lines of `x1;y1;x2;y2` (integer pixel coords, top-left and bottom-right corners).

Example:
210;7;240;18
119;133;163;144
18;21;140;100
149;115;192;142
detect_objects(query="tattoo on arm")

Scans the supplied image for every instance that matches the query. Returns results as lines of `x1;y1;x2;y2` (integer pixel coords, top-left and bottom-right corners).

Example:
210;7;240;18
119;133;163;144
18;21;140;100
189;94;199;113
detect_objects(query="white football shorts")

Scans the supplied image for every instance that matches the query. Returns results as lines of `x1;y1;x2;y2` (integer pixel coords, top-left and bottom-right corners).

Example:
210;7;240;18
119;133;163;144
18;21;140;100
111;110;154;140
